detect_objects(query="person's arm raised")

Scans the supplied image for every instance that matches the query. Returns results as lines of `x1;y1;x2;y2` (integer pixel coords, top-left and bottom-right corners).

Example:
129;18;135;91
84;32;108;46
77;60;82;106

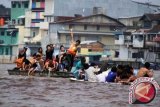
70;29;74;43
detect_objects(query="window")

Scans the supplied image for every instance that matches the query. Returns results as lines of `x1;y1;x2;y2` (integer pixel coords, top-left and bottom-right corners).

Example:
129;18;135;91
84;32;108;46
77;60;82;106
69;24;73;30
33;32;36;37
66;35;71;44
12;2;16;8
5;48;9;55
18;3;21;8
85;36;101;41
110;26;116;31
84;25;87;30
7;32;11;36
88;49;92;52
0;48;4;55
0;40;4;44
24;3;29;8
12;19;16;24
96;25;100;30
115;35;119;40
1;31;5;36
144;21;151;28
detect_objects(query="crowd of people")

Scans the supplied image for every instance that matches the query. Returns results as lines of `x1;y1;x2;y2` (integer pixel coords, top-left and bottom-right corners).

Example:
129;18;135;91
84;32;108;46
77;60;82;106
71;58;154;83
15;30;81;76
14;29;154;82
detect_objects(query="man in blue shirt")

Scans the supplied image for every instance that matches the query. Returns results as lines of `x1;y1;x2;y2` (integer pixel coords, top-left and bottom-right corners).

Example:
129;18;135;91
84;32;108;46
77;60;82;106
105;66;117;82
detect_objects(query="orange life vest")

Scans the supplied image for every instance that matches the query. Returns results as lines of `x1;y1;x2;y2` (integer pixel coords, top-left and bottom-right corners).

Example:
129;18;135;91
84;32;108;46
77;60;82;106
15;57;24;68
67;44;77;56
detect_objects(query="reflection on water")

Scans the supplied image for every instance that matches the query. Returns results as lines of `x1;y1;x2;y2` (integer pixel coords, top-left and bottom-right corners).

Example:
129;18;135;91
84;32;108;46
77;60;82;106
0;64;160;107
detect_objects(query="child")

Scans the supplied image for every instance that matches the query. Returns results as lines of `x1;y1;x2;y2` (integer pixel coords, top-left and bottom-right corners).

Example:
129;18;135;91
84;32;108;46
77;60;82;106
28;54;44;76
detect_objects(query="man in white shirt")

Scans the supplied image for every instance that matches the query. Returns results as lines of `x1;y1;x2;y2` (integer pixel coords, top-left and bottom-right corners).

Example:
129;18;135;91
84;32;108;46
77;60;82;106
85;63;99;82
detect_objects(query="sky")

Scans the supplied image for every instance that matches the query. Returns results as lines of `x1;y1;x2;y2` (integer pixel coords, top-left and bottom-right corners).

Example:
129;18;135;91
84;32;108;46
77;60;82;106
0;0;11;8
0;0;160;8
132;0;160;6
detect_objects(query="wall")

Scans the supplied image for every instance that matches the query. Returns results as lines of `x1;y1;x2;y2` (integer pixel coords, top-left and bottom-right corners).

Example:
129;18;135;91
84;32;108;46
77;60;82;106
16;26;25;45
11;1;29;20
118;17;140;26
0;28;18;45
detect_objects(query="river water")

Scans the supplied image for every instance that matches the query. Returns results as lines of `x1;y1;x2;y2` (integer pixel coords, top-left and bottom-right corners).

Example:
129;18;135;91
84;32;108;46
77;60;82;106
0;64;160;107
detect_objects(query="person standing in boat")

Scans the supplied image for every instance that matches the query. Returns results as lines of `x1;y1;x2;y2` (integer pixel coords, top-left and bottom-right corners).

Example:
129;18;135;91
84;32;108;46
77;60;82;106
66;29;81;70
45;45;54;61
37;47;43;58
58;45;66;71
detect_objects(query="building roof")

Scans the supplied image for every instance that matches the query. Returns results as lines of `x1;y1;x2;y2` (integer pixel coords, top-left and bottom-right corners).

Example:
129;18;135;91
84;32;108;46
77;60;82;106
81;40;104;45
52;14;125;27
140;13;160;21
57;30;115;36
148;25;160;33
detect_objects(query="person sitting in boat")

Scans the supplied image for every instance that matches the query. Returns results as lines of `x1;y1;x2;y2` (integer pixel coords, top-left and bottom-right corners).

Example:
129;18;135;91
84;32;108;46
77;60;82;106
66;29;81;70
84;63;99;82
71;56;86;79
105;66;117;82
44;57;58;72
37;47;43;58
28;54;44;76
137;62;153;78
22;58;31;71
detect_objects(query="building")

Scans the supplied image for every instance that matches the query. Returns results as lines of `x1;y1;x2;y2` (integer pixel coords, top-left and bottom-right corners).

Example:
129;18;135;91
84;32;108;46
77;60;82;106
139;13;160;62
24;0;45;54
49;14;125;59
0;5;14;63
80;41;105;62
0;0;29;63
11;0;29;24
115;13;160;63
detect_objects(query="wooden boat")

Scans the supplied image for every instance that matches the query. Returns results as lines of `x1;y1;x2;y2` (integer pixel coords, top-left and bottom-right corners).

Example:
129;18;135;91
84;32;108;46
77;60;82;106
8;69;74;78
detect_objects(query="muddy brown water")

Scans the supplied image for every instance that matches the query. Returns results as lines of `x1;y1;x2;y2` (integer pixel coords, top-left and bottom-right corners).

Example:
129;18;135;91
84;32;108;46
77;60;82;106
0;64;160;107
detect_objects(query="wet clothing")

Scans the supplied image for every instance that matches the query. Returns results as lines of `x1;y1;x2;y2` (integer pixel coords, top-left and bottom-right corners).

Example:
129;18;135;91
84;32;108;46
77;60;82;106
71;61;83;79
105;71;117;82
96;69;111;82
85;67;98;82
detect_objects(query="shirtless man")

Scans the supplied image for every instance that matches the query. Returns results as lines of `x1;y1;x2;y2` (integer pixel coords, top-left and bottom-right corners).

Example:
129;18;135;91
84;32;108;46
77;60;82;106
137;62;153;77
66;29;81;70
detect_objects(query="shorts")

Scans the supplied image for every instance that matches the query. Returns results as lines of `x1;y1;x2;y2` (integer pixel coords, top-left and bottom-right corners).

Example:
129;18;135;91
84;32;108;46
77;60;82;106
24;59;30;65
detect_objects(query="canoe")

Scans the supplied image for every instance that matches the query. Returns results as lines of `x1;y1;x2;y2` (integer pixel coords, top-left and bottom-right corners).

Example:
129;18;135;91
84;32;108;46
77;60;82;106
7;69;74;78
69;78;131;85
